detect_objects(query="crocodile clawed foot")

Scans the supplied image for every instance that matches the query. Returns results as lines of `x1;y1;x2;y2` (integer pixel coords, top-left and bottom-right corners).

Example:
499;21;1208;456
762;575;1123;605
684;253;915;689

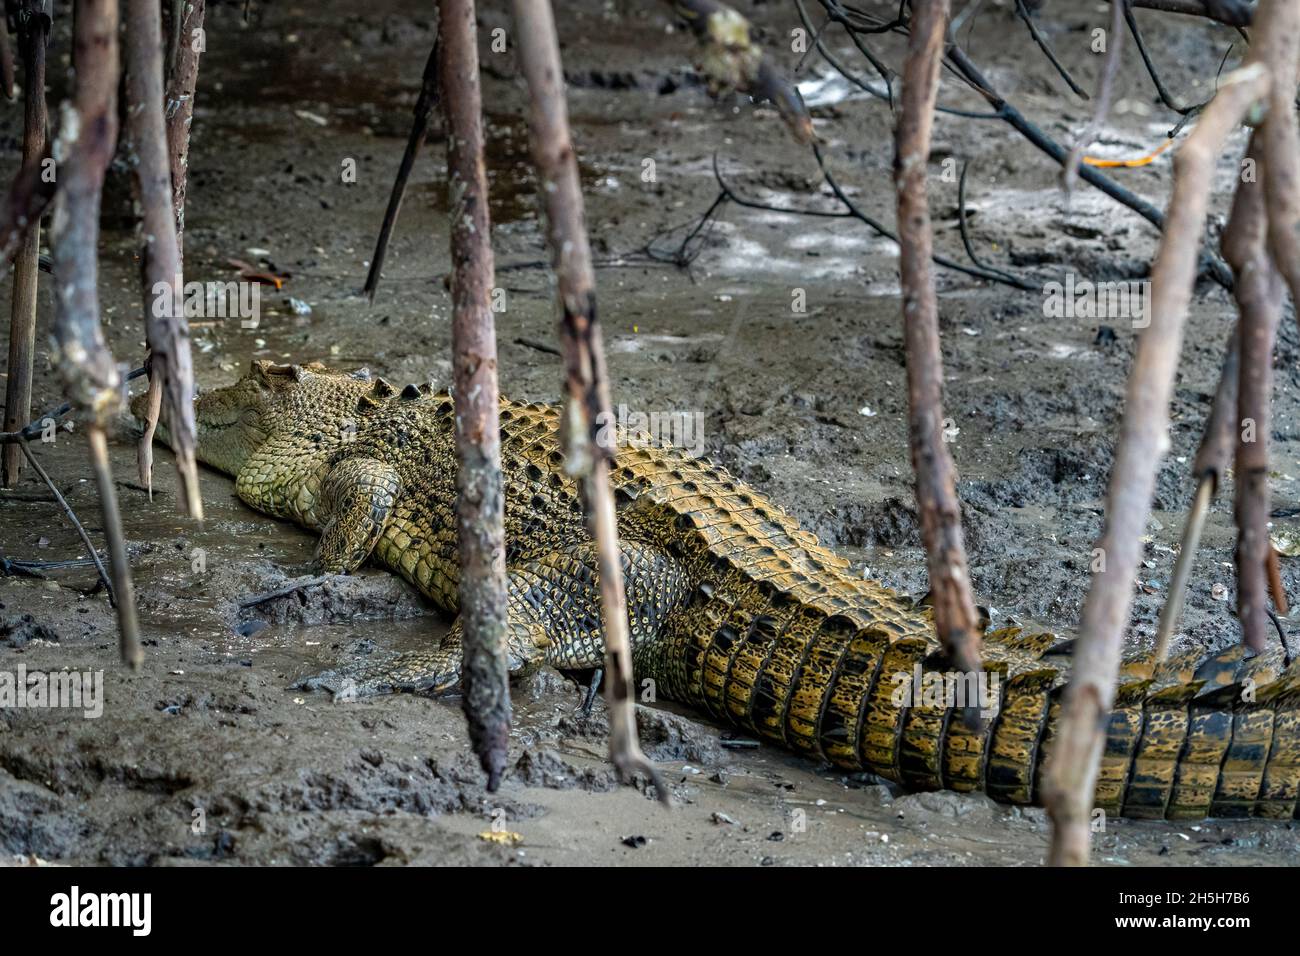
292;649;461;701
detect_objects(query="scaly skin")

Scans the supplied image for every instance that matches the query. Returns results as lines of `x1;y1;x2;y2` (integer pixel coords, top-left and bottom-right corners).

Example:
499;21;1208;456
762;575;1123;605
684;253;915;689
139;361;1300;819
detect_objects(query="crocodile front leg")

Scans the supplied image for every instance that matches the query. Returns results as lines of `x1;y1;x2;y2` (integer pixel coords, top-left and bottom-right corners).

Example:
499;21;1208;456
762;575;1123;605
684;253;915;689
313;456;401;573
293;539;690;699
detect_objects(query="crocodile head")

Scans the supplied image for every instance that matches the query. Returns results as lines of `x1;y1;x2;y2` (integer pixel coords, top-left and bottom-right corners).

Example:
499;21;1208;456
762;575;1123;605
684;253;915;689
131;360;373;476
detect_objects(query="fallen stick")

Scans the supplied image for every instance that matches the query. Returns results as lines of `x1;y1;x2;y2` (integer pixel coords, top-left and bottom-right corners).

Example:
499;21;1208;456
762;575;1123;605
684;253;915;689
511;0;668;805
439;0;512;793
238;575;335;609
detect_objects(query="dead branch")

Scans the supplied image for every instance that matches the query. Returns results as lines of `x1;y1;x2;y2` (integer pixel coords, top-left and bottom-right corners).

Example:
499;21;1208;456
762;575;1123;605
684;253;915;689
1121;1;1215;116
1063;0;1124;194
126;0;202;519
164;0;204;256
651;150;1038;289
956;160;1027;287
1015;0;1089;99
50;0;142;669
512;0;668;805
806;1;1235;286
803;0;897;105
795;1;1000;120
895;0;983;705
238;574;335;609
1041;52;1270;866
364;38;440;302
1224;135;1285;654
2;1;49;489
942;41;1234;289
439;0;512;793
1107;0;1254;27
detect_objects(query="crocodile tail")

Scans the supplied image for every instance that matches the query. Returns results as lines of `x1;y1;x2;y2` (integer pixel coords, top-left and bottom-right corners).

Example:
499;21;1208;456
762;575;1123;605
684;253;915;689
1077;643;1300;820
670;605;1300;819
920;630;1300;820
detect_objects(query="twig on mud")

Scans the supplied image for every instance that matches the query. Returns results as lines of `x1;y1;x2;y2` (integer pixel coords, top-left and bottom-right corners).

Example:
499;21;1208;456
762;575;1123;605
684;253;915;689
126;0;202;519
512;0;668;806
18;442;117;607
1225;134;1286;654
1;555;103;578
1063;0;1124;195
50;0;142;669
1041;45;1271;866
2;1;49;490
650;150;1038;289
956;161;1026;287
440;0;512;794
1014;0;1089;99
364;38;440;303
895;0;983;714
513;336;563;357
1121;1;1214;116
238;575;337;609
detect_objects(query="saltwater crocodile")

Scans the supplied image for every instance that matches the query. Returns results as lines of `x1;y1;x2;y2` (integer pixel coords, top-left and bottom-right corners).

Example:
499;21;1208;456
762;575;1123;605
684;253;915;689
138;360;1300;820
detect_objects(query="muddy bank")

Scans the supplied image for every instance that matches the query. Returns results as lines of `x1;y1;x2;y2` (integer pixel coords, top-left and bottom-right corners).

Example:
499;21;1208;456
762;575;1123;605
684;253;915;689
1;1;1298;865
